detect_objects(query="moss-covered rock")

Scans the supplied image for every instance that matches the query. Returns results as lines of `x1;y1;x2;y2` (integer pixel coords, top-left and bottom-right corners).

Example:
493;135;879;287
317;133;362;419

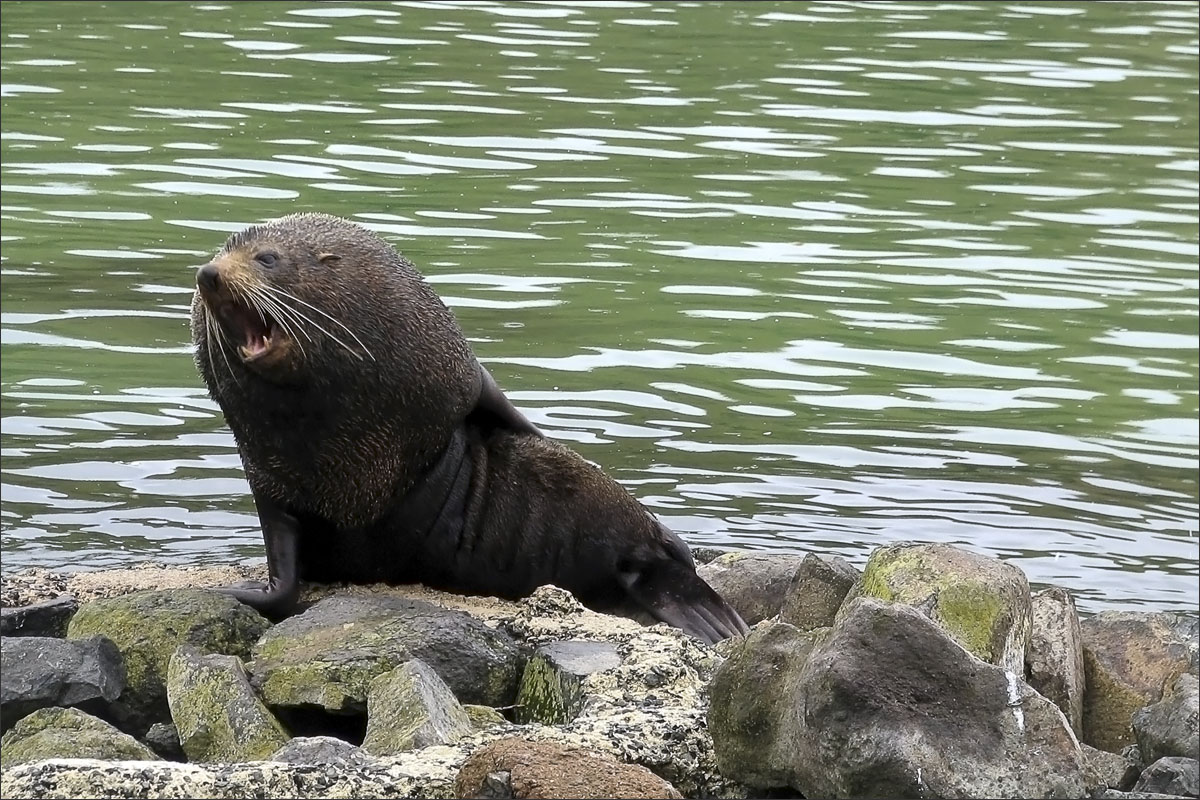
0;707;159;769
847;541;1031;673
361;659;473;756
166;645;289;764
66;589;270;735
515;640;622;725
1082;611;1195;754
463;704;508;730
247;594;523;715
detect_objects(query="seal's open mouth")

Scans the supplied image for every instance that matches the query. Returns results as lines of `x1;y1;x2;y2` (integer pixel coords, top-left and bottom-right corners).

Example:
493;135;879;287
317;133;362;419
226;300;277;361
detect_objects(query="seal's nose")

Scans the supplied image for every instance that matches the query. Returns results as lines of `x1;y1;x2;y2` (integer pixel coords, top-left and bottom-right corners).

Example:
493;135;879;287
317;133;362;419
196;262;221;292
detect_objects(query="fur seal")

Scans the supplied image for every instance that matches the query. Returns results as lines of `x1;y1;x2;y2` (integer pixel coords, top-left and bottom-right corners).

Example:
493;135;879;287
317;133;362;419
190;212;747;644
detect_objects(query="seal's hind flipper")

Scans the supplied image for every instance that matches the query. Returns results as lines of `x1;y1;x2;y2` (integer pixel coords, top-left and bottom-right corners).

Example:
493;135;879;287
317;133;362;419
471;363;543;437
618;557;748;644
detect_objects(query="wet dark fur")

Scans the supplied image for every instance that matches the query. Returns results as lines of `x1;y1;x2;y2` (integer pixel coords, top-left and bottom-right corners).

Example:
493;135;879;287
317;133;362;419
191;213;747;642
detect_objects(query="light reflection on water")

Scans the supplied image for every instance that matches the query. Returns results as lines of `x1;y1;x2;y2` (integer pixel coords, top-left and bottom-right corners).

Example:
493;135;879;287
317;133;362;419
1;0;1196;615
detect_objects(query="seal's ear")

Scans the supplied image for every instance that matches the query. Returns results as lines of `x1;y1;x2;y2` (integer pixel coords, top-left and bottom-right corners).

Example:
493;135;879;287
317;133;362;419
318;252;341;266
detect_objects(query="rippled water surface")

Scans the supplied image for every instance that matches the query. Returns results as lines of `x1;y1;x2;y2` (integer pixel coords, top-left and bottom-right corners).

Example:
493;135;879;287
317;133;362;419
2;1;1197;615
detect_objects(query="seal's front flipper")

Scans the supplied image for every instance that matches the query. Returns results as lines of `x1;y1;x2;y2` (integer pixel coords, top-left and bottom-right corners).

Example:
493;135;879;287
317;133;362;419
471;363;543;437
617;557;748;645
215;494;301;620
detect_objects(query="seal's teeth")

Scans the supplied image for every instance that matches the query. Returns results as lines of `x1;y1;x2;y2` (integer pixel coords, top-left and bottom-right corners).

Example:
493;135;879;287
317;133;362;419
239;345;252;359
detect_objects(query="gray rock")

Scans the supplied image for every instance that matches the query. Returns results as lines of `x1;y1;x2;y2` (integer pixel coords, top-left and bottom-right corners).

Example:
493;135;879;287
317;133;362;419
515;640;621;724
710;596;1088;798
778;553;858;632
1134;673;1200;762
66;589;271;736
362;659;473;756
0;707;159;770
1133;757;1199;797
1099;791;1196;799
1028;586;1086;735
0;596;79;638
1084;612;1196;754
689;546;727;565
248;593;523;713
1082;742;1141;794
696;552;807;625
845;541;1032;674
166;645;289;763
269;735;377;768
142;722;184;761
0;634;125;731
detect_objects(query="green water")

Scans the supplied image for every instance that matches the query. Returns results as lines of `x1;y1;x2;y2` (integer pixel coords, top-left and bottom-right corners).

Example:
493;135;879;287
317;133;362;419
1;0;1196;615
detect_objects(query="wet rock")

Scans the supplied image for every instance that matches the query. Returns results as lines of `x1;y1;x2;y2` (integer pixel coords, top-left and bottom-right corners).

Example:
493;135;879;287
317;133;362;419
66;589;270;735
1028;586;1086;735
696;552;807;625
361;659;473;756
142;721;184;761
515;640;622;724
166;645;289;764
1083;612;1195;753
846;541;1032;673
269;735;377;768
0;707;159;770
1134;673;1200;762
248;594;523;715
708;621;827;788
0;634;125;731
1082;743;1141;794
0;595;79;638
1133;756;1199;797
455;737;683;799
778;553;858;632
711;596;1087;798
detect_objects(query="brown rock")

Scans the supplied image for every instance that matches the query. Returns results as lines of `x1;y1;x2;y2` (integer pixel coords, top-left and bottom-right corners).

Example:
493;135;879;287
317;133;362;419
455;737;682;799
1082;612;1194;753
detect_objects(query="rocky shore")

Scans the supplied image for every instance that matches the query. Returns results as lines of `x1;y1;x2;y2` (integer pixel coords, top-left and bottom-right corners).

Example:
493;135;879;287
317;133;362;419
1;541;1196;799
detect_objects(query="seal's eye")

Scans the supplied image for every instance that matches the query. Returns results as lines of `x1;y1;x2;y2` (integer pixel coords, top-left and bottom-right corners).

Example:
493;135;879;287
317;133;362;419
255;252;279;268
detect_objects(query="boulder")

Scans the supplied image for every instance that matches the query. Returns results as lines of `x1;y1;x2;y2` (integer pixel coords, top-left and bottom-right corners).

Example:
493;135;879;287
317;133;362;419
778;553;858;632
142;721;185;761
1133;673;1199;762
515;640;622;724
1082;743;1141;794
455;737;683;799
0;595;79;637
361;659;473;756
708;621;827;788
248;594;523;714
1133;756;1199;797
66;589;270;735
847;541;1032;673
269;735;378;768
709;597;1088;799
0;707;158;770
696;552;807;625
0;634;125;731
166;645;289;763
1082;612;1195;753
1027;586;1086;735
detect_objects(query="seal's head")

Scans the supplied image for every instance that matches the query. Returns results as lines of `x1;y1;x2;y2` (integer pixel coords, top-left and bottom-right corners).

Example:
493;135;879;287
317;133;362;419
190;213;397;382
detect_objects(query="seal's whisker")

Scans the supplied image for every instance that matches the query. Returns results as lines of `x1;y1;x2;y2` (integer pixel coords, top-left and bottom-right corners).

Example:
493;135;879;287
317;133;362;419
204;304;241;387
259;284;375;361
